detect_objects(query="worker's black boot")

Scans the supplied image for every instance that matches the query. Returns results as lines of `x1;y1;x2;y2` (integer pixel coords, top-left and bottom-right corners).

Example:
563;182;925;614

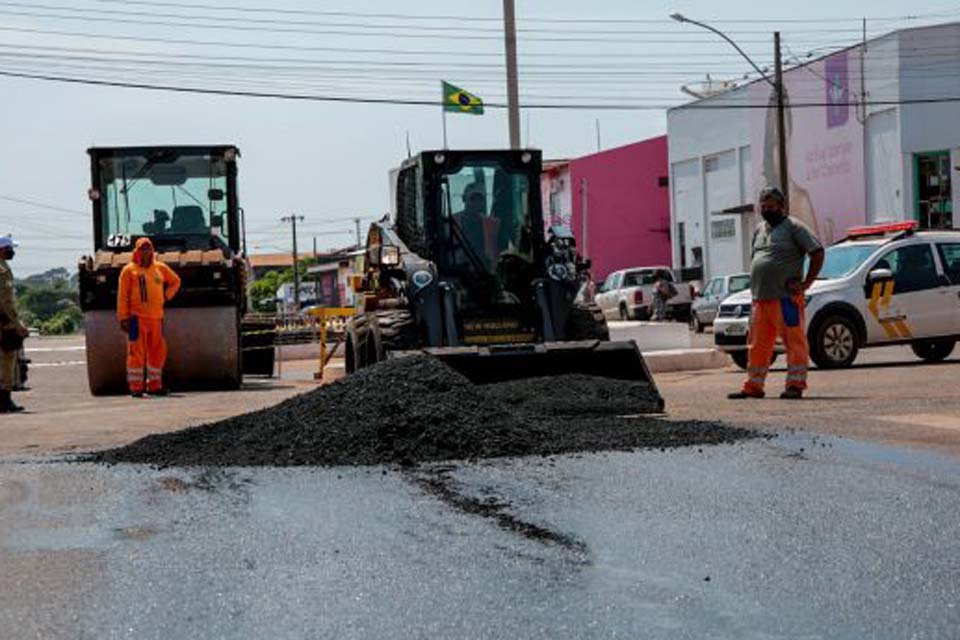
0;390;24;413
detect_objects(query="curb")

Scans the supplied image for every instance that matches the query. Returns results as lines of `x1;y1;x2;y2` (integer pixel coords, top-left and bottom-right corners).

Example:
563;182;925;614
641;348;731;373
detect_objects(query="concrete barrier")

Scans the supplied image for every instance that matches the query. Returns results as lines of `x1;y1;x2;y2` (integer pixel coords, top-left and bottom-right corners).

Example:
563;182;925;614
607;321;691;351
642;348;731;373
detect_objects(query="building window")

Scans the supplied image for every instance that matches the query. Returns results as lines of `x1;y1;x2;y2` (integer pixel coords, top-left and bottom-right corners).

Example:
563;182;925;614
704;156;720;173
711;218;736;239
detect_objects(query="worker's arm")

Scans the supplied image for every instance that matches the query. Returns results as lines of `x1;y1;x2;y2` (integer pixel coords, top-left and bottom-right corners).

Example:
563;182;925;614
802;248;825;290
117;268;132;322
161;264;181;301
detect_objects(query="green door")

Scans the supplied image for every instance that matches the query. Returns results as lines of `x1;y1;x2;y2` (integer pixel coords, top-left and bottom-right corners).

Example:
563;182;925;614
914;151;953;229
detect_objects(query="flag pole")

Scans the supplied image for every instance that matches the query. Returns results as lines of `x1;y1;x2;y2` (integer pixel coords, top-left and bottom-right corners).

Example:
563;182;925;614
440;81;448;149
442;108;448;149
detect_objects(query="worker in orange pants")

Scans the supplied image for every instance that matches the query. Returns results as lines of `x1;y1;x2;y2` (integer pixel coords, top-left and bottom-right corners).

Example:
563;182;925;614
729;186;824;400
740;295;810;397
125;317;168;395
118;238;181;397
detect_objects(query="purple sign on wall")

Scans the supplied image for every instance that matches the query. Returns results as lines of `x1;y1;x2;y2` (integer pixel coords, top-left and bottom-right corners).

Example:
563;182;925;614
825;52;849;128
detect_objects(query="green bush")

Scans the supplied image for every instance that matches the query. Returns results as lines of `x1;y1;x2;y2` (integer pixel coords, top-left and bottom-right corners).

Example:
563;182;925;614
40;304;83;335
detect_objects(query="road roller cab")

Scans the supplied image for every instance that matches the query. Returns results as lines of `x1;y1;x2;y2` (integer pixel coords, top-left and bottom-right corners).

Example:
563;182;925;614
78;145;272;394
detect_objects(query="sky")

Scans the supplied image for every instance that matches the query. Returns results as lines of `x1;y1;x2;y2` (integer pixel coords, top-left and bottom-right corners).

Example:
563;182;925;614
1;0;958;275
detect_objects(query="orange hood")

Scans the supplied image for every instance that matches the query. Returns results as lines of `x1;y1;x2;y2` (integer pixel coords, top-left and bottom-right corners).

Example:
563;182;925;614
133;237;155;266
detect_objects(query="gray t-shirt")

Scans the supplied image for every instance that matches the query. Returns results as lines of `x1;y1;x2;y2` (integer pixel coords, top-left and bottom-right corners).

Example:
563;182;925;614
750;216;822;300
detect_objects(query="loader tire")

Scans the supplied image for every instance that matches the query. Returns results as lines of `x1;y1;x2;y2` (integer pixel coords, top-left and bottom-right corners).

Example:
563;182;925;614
566;304;610;341
345;315;372;374
373;310;419;358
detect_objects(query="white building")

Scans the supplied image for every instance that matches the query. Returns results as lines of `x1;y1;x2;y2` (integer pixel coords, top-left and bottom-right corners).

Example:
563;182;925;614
668;22;960;280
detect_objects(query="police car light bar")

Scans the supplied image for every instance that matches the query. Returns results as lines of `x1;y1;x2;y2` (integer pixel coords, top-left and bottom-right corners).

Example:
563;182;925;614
846;221;918;237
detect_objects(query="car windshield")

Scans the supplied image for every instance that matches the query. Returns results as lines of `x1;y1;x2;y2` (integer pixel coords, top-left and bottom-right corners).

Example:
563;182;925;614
97;150;229;249
438;158;533;274
816;244;880;279
728;275;750;293
623;271;657;286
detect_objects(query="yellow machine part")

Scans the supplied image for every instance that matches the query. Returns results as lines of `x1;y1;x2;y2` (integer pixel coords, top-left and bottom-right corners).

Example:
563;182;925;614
85;307;241;395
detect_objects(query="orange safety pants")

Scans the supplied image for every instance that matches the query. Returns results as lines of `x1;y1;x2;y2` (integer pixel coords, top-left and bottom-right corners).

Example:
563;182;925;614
742;295;809;396
126;317;167;393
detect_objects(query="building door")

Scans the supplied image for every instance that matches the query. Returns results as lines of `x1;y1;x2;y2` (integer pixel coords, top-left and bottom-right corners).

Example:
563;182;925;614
915;152;953;229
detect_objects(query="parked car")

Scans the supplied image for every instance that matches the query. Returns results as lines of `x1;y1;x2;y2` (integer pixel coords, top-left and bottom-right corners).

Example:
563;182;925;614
690;272;750;333
595;266;694;321
714;222;960;369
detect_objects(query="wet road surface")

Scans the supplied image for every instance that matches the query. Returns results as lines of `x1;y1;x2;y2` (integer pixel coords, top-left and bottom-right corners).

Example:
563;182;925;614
2;434;958;639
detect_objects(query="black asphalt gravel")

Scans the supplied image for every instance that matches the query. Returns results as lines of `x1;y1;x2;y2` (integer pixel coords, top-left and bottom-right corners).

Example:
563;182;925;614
91;356;757;468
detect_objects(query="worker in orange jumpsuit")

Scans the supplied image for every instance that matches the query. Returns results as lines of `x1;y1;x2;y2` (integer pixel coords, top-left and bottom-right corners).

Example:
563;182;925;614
117;238;181;397
729;187;824;400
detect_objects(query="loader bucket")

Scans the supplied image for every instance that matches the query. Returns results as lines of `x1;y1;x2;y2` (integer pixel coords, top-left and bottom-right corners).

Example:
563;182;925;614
398;339;664;411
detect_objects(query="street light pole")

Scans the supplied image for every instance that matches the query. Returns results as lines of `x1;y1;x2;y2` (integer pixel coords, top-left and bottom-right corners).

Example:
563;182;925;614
670;13;790;210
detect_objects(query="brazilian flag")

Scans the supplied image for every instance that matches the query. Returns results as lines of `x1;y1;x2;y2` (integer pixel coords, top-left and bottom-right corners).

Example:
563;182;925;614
442;81;484;115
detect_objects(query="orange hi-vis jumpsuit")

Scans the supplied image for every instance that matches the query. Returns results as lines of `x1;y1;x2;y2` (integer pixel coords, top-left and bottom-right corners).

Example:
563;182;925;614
117;239;181;393
742;294;809;396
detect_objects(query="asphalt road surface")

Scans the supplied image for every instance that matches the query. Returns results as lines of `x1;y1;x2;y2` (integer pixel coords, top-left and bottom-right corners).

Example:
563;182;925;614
2;436;958;639
2;334;959;638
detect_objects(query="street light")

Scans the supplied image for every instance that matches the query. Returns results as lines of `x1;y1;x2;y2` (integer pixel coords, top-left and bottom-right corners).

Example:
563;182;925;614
671;12;789;209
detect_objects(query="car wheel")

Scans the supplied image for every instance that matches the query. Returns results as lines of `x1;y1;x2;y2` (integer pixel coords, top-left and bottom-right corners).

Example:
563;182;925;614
619;303;630;321
690;313;704;333
910;338;956;362
810;314;859;369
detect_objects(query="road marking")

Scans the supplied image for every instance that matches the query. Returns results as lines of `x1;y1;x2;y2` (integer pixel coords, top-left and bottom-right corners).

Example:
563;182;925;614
876;413;960;432
31;360;86;367
25;346;86;353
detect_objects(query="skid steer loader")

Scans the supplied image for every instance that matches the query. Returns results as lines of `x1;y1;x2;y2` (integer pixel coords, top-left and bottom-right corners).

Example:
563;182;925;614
346;149;663;408
78;145;275;394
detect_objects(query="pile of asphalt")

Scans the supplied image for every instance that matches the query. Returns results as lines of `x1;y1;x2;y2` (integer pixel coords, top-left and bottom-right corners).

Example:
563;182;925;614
91;356;756;468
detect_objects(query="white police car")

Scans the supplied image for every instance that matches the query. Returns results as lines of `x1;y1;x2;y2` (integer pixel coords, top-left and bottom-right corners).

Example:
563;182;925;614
714;221;960;369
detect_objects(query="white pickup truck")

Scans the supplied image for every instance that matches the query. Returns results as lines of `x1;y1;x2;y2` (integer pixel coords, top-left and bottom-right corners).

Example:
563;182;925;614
595;266;694;321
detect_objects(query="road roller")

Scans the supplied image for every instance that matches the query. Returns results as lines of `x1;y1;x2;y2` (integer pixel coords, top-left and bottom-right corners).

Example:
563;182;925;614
77;145;274;395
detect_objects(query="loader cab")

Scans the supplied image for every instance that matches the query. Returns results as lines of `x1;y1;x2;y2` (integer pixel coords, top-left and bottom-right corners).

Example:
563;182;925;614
87;145;241;255
396;150;544;314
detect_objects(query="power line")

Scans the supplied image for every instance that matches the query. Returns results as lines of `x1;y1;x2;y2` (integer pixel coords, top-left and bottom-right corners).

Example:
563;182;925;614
0;7;865;45
0;24;842;60
0;194;87;217
89;0;960;25
4;67;960;110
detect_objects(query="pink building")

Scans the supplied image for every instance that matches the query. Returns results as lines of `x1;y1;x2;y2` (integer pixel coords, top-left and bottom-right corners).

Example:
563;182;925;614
541;136;671;281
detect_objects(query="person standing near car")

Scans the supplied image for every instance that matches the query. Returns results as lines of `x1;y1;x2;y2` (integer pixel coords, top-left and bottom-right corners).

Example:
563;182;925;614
729;187;824;400
652;269;677;321
0;235;29;413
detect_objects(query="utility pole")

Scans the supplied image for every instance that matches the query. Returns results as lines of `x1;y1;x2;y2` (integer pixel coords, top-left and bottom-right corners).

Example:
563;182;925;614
502;0;521;149
773;31;790;211
353;217;362;249
281;214;304;312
